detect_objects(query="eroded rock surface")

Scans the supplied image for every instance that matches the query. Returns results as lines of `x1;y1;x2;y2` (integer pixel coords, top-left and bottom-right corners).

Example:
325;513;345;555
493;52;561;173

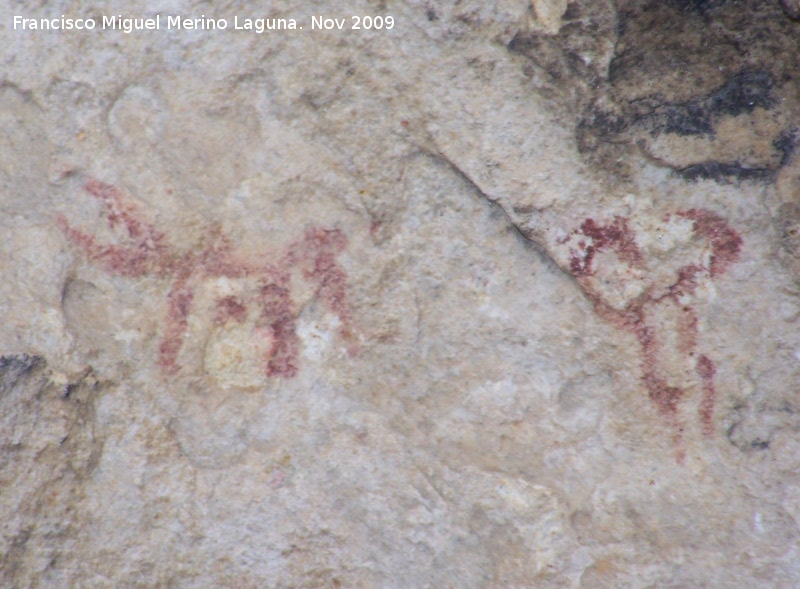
2;1;799;587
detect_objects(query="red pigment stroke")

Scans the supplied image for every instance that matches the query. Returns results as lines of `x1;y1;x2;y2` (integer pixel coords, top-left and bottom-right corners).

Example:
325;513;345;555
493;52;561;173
213;296;248;326
158;275;194;374
257;281;298;378
678;209;743;277
696;354;717;437
591;297;686;448
56;212;167;278
287;226;358;351
59;179;356;378
568;211;742;458
84;179;167;247
569;216;643;276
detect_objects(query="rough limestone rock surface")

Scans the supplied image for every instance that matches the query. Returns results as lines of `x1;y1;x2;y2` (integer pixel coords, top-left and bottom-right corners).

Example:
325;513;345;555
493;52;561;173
2;1;800;587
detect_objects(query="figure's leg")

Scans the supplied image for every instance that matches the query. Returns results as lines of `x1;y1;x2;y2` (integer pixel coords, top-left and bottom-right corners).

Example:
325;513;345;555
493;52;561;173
292;227;357;350
696;355;717;437
677;209;742;436
651;258;716;437
158;276;194;374
257;282;299;378
667;283;719;438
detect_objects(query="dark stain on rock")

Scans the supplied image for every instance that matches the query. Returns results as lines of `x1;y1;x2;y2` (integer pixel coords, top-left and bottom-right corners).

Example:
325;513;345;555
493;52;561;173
512;204;538;215
677;162;774;183
0;354;39;374
506;1;617;103
775;201;800;257
667;0;725;13
781;0;800;20
725;406;779;453
653;103;714;137
774;128;798;166
640;71;776;138
508;34;571;82
706;71;776;118
575;0;800;184
0;354;43;396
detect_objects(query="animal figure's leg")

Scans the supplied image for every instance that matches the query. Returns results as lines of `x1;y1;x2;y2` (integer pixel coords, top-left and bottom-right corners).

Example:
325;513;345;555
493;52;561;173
571;229;688;460
696;355;717;437
257;282;299;378
292;227;356;348
591;294;687;459
672;209;742;436
158;275;194;374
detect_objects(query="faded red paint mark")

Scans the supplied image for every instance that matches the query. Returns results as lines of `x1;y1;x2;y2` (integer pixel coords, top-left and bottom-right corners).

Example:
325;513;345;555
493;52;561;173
257;283;299;378
679;209;743;278
270;469;285;488
696;354;717;436
60;179;356;378
213;296;247;326
159;276;193;374
563;211;742;460
569;216;643;276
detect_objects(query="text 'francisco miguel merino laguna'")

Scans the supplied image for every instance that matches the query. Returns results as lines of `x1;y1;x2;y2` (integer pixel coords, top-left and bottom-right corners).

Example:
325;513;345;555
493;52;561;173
14;14;394;33
14;14;395;33
14;15;300;33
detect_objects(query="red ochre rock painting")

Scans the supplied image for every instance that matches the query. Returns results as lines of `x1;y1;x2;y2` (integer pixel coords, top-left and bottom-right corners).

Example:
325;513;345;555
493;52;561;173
58;179;356;379
561;209;742;462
